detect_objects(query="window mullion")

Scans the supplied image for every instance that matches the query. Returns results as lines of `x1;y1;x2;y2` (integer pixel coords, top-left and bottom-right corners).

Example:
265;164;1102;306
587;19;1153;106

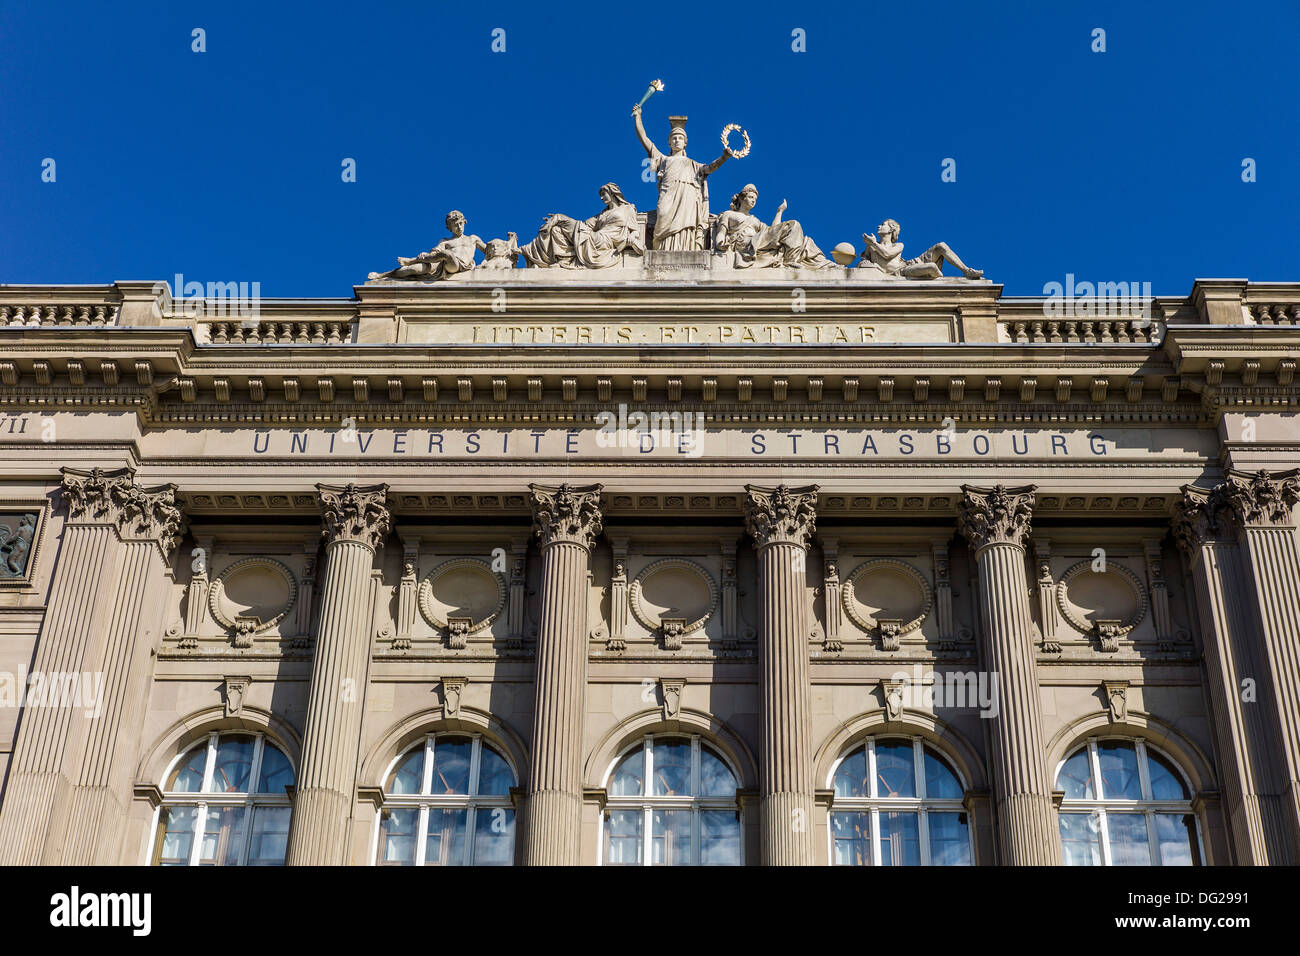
415;805;429;866
422;736;436;796
1146;810;1160;865
870;807;882;866
239;737;265;866
1098;809;1113;866
1135;739;1153;801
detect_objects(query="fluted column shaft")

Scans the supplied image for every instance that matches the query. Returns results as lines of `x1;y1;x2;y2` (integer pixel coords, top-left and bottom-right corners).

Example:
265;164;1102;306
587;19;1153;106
0;467;183;866
285;484;390;866
522;484;602;866
959;485;1058;865
745;484;818;866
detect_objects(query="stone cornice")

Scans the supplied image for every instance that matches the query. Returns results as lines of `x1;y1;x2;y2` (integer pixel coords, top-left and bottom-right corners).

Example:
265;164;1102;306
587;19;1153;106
317;483;392;549
60;466;186;557
529;483;604;550
957;484;1036;550
743;484;819;550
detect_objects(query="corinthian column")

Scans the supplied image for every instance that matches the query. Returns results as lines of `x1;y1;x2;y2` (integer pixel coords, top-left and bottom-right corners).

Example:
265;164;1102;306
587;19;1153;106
522;483;602;866
1174;481;1274;863
958;484;1058;865
744;483;818;866
1225;469;1300;861
0;467;185;865
285;483;391;866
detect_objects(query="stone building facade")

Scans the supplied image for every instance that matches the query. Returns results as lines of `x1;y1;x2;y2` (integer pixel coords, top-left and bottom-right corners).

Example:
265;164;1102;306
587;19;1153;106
0;270;1297;865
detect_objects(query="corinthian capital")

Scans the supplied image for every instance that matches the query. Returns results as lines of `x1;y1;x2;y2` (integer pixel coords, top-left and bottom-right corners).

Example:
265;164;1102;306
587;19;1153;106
317;483;392;549
744;484;819;550
958;484;1035;550
1173;483;1234;554
529;483;604;549
1223;468;1300;528
61;466;187;557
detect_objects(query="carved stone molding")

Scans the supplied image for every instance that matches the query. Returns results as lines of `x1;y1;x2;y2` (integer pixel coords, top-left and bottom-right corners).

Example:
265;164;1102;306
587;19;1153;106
659;678;685;719
628;558;719;640
1223;468;1300;528
1173;483;1235;554
529;483;604;550
841;558;933;639
207;556;299;641
441;677;468;718
881;678;906;720
317;483;391;549
417;558;507;638
61;466;186;556
957;484;1035;550
1055;559;1148;639
743;483;819;550
223;676;252;717
1103;679;1129;722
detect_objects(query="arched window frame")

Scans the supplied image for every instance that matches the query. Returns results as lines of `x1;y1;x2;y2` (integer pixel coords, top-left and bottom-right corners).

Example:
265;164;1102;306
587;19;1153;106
827;735;972;866
1055;736;1204;866
374;732;517;866
599;733;744;866
151;730;294;866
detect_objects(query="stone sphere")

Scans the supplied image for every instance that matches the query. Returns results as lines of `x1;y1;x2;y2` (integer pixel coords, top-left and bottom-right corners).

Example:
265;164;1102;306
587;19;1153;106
831;242;857;266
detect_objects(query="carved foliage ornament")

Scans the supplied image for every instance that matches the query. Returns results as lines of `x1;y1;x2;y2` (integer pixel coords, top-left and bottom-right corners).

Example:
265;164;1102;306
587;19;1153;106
61;466;186;556
743;483;819;549
318;483;391;549
529;483;604;549
957;484;1035;550
1223;468;1300;528
1173;483;1233;554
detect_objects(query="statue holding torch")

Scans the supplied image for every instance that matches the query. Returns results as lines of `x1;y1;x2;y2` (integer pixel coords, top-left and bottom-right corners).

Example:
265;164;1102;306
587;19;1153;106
632;79;748;251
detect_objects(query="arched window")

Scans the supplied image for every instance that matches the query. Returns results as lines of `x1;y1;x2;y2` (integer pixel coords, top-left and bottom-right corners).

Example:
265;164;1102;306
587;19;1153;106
377;734;516;866
151;732;294;866
601;735;742;865
1056;738;1200;866
830;736;971;866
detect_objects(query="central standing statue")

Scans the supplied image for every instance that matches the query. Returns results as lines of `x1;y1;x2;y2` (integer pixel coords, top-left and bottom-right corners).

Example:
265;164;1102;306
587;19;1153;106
633;104;731;251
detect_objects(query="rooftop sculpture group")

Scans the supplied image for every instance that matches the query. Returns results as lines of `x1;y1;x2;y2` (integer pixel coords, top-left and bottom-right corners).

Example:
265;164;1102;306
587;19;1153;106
367;81;984;282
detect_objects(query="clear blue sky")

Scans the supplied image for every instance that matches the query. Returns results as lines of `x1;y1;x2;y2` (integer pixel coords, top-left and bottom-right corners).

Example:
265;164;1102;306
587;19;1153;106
2;0;1297;296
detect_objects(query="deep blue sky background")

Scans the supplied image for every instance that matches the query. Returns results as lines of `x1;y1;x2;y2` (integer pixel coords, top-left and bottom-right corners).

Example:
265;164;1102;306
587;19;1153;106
2;1;1297;296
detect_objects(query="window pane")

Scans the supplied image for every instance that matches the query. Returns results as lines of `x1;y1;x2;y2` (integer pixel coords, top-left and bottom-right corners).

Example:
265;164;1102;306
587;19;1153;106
167;746;207;794
831;811;871;866
651;809;692;865
209;736;256;794
878;811;920;865
1059;811;1102;866
154;806;198;865
199;806;247;865
605;809;643;865
248;806;291;865
1146;750;1189;801
473;807;515;866
1155;813;1197;866
387;748;425;795
256;745;294;795
430;738;472;795
833;746;868;798
379;808;418;865
1107;813;1152;865
928;812;971;865
1097;741;1142;800
1057;748;1096;799
609;747;644;797
477;745;514;797
874;742;916;798
700;810;741;866
425;808;469;865
923;749;963;800
651;739;693;797
699;747;738;798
